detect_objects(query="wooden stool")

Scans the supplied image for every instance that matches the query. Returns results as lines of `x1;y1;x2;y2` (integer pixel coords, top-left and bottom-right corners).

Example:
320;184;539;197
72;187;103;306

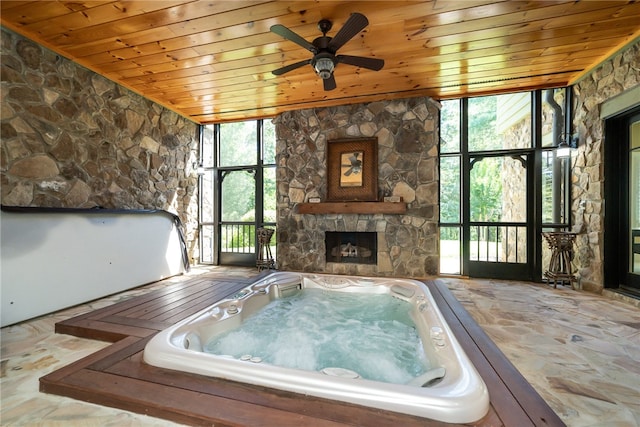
256;228;275;271
542;232;577;289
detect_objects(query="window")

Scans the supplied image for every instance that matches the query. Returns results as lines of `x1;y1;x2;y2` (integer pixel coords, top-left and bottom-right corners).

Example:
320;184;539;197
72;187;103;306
439;100;461;273
199;119;276;265
439;89;572;278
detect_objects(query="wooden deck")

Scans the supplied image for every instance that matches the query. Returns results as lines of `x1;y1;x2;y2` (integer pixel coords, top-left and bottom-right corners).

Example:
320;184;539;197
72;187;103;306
40;271;565;426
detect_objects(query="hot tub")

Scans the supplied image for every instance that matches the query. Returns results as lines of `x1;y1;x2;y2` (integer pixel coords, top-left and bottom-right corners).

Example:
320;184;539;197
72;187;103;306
143;272;490;423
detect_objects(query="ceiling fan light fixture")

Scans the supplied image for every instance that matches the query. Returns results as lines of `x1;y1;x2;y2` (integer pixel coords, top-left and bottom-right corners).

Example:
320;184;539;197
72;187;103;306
313;56;335;79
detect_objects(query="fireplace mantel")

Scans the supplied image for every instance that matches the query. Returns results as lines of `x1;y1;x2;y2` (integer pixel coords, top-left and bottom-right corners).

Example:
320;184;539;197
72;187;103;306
296;202;407;215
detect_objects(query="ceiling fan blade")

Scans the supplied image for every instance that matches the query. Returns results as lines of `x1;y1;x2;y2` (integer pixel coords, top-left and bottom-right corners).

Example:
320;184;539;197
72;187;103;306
270;24;317;53
328;13;369;52
272;59;311;76
323;75;337;91
337;55;384;71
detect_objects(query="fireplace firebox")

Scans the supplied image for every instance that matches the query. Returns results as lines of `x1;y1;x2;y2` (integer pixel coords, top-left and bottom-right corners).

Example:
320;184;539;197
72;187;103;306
325;232;377;264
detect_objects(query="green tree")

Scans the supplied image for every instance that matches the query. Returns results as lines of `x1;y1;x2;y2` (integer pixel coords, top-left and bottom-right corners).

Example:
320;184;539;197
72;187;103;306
468;96;502;221
440;100;461;229
221;170;255;221
469;157;502;222
468;96;500;151
440;96;504;224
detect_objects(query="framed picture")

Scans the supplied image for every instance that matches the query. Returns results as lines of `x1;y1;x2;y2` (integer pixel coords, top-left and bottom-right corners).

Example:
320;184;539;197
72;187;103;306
326;138;378;201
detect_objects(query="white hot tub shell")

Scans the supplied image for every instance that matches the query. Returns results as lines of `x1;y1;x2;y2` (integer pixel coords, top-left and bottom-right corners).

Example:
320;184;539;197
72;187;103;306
143;272;490;423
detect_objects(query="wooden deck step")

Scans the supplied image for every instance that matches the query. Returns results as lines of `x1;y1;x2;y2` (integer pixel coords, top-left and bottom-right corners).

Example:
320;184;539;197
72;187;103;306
41;272;566;427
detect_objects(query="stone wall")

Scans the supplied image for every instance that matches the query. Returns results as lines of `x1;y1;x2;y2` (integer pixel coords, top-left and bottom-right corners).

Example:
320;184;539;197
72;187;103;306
0;28;201;262
275;97;439;278
572;40;640;292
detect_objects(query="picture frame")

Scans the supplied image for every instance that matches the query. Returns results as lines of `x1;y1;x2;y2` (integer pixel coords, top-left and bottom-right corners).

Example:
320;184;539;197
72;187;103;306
326;138;378;201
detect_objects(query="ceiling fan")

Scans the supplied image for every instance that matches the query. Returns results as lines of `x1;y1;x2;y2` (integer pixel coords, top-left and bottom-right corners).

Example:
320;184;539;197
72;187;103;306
342;152;362;176
270;13;384;91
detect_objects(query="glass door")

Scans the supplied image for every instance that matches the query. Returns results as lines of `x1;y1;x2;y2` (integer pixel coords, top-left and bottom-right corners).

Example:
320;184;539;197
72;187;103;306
465;152;533;279
605;108;640;293
627;115;640;290
218;167;257;265
463;94;535;280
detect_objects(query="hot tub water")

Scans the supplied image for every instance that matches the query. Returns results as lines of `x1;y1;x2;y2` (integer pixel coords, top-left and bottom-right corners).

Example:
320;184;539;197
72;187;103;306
205;288;429;384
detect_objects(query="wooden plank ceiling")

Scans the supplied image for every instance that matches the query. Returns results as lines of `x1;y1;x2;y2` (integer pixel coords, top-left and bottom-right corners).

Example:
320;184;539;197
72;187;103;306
2;1;639;124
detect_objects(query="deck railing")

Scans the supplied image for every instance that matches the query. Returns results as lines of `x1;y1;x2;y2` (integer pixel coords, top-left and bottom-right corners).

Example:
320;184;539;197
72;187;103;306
469;222;527;263
220;223;256;253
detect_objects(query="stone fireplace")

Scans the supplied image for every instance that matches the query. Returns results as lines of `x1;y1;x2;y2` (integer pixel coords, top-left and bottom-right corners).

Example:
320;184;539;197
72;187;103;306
325;231;377;265
274;97;440;278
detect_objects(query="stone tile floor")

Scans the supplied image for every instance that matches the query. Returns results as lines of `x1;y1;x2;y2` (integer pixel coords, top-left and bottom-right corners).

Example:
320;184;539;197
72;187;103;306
1;266;639;426
446;277;640;427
